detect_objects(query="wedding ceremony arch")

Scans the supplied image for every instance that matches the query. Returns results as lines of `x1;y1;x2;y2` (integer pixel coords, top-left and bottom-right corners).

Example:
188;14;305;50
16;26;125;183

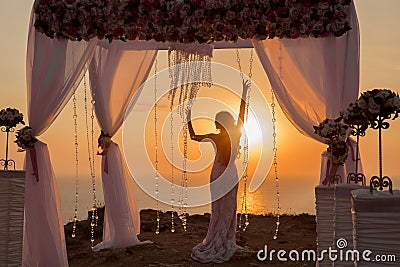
24;0;360;265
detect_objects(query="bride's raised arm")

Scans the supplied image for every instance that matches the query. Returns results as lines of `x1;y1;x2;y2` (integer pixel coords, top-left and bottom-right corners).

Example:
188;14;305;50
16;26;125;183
237;79;251;128
187;109;214;142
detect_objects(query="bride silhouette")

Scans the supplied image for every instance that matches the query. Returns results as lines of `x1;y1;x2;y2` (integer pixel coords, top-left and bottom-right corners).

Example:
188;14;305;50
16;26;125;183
188;80;250;263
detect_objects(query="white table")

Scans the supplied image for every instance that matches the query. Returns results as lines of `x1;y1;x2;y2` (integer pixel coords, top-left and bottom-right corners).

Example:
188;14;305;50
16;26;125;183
0;170;25;267
351;189;400;266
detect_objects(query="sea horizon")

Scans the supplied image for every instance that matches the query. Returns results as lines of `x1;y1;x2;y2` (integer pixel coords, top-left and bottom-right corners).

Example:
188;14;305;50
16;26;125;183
58;174;320;224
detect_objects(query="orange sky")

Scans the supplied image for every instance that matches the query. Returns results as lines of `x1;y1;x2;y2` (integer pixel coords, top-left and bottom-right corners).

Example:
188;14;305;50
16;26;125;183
0;1;400;216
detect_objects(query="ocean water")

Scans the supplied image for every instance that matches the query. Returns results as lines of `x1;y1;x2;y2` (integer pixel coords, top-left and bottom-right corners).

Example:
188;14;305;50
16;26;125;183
58;174;318;224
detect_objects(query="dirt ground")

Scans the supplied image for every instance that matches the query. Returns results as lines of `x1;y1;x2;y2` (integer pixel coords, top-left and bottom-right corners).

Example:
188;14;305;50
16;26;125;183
65;208;317;266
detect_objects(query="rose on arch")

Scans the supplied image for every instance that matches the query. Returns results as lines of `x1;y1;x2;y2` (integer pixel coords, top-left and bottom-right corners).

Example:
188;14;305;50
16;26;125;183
313;117;349;143
97;130;112;155
328;139;349;165
15;126;38;150
314;118;350;168
33;0;352;42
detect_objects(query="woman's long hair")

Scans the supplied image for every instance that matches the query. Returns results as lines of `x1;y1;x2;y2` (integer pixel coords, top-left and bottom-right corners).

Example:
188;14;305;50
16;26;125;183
215;111;242;159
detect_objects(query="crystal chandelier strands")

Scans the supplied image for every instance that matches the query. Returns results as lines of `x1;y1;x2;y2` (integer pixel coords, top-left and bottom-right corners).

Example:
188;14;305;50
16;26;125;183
83;73;98;245
235;48;253;232
153;58;161;235
71;92;79;239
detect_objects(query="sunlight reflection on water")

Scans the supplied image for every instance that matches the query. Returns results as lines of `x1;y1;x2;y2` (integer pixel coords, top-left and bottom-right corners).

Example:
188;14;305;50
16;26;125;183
59;175;319;223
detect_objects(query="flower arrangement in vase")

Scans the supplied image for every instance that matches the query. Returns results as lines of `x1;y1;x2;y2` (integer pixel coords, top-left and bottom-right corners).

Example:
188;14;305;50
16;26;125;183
0;108;25;170
314;117;349;186
356;89;400;194
340;101;369;185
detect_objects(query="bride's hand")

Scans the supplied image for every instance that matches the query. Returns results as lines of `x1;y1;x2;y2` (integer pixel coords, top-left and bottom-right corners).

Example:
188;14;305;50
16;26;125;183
243;79;251;91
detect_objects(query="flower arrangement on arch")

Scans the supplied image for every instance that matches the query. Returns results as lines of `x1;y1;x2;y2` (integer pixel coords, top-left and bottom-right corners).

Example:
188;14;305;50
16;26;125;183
33;0;352;43
97;130;112;155
314;118;349;165
0;107;25;129
15;126;38;150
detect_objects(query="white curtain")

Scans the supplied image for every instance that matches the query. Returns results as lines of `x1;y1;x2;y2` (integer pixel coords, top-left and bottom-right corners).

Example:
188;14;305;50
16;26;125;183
89;42;157;251
252;3;360;184
23;11;97;266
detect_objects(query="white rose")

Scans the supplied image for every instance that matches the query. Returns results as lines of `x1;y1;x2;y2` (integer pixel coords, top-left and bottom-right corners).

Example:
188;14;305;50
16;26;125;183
282;19;291;30
313;22;323;32
290;7;300;17
318;2;330;10
368;98;381;114
384;98;396;109
321;127;329;137
300;24;308;34
394;97;400;109
342;109;350;120
356;98;368;109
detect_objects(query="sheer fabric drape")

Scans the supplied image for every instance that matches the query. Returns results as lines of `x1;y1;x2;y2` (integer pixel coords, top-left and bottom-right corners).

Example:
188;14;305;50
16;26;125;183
89;43;157;251
252;3;360;183
23;11;97;266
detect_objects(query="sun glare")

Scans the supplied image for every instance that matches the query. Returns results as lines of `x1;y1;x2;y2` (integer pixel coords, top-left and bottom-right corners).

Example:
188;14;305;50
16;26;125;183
242;113;262;147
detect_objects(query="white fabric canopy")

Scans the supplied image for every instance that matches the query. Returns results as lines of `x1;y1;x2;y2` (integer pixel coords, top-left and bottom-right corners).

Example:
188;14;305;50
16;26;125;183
252;3;361;183
25;2;362;264
89;44;156;251
24;11;97;266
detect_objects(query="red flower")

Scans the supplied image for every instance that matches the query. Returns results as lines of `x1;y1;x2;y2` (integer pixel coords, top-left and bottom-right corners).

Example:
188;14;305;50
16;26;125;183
267;11;276;23
127;29;139;40
113;27;124;38
275;6;289;17
153;33;165;42
190;0;205;8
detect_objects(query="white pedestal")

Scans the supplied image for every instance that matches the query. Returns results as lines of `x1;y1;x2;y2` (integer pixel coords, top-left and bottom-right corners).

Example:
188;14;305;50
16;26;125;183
351;189;400;266
0;170;25;267
315;185;335;267
333;184;366;267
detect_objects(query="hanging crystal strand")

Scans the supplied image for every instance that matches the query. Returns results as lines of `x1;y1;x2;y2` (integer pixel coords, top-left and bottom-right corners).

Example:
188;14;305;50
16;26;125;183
169;108;175;233
178;53;185;113
179;102;188;233
242;49;253;231
90;94;98;228
72;91;79;238
168;49;177;105
168;48;212;111
235;49;244;231
235;48;252;231
168;55;176;234
153;58;160;235
271;89;281;240
83;73;97;246
271;41;283;240
207;55;212;87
